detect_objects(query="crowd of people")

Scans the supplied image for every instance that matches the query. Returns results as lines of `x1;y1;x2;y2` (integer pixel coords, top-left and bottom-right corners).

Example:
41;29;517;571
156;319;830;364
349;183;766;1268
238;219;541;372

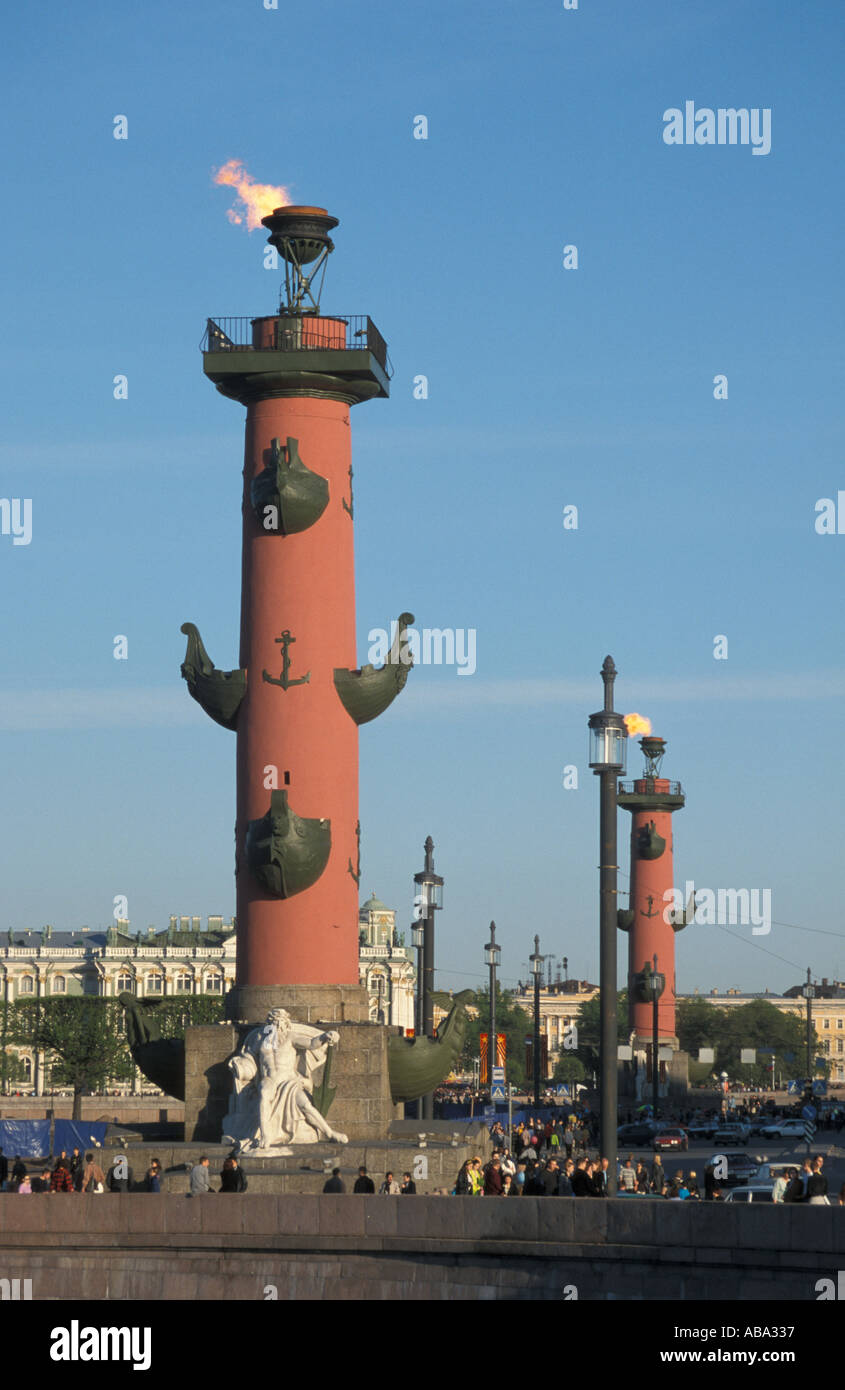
0;1146;252;1194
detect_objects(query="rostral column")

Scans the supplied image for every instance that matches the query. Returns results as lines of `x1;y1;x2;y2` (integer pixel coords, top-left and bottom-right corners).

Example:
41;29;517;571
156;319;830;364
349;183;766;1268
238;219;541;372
181;206;413;1025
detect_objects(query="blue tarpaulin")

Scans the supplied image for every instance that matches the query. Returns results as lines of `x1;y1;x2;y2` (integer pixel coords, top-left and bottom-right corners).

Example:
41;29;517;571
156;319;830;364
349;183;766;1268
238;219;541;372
0;1120;50;1159
53;1120;108;1155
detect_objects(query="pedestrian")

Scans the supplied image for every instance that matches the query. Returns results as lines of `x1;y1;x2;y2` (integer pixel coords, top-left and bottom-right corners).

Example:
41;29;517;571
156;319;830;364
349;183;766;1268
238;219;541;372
322;1167;346;1193
379;1171;400;1194
107;1157;135;1193
502;1173;515;1195
635;1161;650;1194
772;1170;788;1204
69;1148;83;1188
807;1158;829;1205
399;1172;416;1195
558;1159;575;1196
17;1174;32;1194
219;1157;247;1192
571;1158;592;1196
32;1168;52;1194
500;1149;516;1178
469;1158;484;1196
80;1152;107;1194
189;1157;212;1196
11;1156;27;1186
783;1168;805;1203
686;1170;700;1200
454;1160;472;1195
352;1165;375;1194
619;1158;637;1192
542;1159;561;1196
650;1154;664;1192
563;1123;574;1160
483;1156;504;1196
50;1159;74;1193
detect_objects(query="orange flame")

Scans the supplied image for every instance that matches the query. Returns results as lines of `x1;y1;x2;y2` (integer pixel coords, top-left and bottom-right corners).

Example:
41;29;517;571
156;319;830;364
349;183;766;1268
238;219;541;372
212;160;291;231
623;713;652;736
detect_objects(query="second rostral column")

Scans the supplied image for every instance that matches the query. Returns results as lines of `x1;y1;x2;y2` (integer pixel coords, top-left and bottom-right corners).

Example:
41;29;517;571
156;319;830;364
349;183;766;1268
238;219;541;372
183;205;413;1031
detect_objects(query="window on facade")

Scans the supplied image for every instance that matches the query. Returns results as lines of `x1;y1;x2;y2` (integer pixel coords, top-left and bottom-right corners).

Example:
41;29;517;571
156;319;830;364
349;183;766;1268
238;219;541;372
19;976;34;995
838;1018;844;1029
175;973;193;992
838;1039;844;1054
205;975;222;993
21;1055;32;1081
146;974;164;994
116;973;134;992
823;1018;830;1029
52;976;66;994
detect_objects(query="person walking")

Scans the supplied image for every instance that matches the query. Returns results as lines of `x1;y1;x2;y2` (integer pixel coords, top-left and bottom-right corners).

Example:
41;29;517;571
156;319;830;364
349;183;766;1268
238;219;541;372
353;1166;375;1194
807;1158;829;1205
107;1157;135;1193
619;1158;637;1193
189;1157;212;1196
219;1157;247;1192
322;1167;346;1193
50;1159;74;1193
80;1152;107;1193
650;1154;664;1192
454;1160;472;1195
483;1156;504;1196
69;1148;83;1189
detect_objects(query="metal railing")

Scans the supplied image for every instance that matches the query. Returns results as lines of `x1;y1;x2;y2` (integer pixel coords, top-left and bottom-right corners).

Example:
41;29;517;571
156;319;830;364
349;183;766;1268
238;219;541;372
617;780;683;796
201;314;391;376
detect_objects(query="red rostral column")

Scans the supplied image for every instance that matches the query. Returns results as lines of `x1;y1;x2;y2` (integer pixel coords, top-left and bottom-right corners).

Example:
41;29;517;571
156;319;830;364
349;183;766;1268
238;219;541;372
182;206;411;1022
617;736;686;1046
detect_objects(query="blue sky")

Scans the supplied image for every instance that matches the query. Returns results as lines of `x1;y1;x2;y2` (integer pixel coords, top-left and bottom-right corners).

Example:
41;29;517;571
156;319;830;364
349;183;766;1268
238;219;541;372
1;0;843;999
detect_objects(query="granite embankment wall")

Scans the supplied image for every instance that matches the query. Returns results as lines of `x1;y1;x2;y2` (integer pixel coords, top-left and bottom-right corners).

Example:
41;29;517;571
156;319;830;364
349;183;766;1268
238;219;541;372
0;1196;841;1300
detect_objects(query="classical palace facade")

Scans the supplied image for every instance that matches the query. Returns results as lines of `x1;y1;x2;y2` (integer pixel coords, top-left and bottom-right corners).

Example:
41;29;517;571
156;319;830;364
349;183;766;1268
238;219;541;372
358;893;416;1030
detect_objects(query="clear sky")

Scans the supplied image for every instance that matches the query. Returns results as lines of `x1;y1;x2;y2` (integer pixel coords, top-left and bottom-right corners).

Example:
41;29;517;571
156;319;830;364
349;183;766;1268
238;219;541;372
1;0;843;1000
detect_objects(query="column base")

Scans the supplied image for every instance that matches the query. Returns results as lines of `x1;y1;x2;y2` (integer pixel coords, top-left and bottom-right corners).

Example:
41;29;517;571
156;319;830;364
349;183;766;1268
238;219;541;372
224;983;371;1025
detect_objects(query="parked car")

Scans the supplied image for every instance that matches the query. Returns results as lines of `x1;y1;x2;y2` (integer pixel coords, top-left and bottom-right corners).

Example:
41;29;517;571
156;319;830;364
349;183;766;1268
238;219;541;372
617;1122;659;1144
706;1151;760;1187
654;1128;689;1151
724;1185;775;1203
760;1118;805;1139
712;1123;749;1146
685;1120;717;1141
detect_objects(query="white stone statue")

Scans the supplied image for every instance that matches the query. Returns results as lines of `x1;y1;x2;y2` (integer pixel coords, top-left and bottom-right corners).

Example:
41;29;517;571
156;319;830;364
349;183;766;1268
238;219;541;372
222;1008;348;1154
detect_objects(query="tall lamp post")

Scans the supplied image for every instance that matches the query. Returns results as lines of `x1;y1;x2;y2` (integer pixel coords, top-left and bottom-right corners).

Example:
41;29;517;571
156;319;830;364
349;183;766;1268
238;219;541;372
484;922;500;1091
414;835;444;1121
646;956;666;1121
411;918;424;1036
588;655;628;1198
802;968;815;1086
530;935;544;1108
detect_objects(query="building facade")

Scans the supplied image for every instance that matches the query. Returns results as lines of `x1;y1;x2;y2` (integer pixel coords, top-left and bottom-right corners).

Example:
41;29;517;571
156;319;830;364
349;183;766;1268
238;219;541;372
681;981;845;1084
0;917;237;1094
358;893;416;1030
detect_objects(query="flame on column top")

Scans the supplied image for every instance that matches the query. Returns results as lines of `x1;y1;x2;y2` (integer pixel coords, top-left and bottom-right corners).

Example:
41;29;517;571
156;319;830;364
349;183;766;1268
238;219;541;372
623;712;652;736
212;159;292;231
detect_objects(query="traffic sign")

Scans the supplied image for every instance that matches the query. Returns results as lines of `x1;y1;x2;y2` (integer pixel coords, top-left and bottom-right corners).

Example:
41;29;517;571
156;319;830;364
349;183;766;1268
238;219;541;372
491;1082;506;1100
813;1080;827;1096
491;1066;505;1083
787;1080;801;1094
802;1103;817;1121
803;1120;816;1145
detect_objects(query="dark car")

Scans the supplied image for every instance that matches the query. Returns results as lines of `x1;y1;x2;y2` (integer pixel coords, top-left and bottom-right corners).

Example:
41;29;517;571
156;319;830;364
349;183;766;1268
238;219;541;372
705;1151;759;1188
685;1119;717;1141
617;1122;658;1145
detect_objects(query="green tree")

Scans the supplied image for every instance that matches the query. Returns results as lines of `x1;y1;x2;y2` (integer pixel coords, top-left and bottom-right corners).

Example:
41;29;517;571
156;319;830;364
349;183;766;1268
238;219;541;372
11;998;136;1118
0;999;28;1091
570;989;629;1079
716;1000;816;1086
676;997;726;1054
459;985;532;1090
552;1054;585;1085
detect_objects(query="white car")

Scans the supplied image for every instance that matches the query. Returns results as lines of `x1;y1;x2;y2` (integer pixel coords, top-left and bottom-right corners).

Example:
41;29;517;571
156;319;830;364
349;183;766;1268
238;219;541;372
724;1185;774;1203
761;1119;805;1139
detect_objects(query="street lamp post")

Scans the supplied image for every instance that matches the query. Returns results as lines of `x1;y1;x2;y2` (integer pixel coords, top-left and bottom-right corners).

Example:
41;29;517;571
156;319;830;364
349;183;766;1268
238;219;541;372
530;935;544;1108
411;918;424;1036
802;968;815;1088
647;955;666;1121
484;921;501;1093
588;655;628;1198
414;835;444;1121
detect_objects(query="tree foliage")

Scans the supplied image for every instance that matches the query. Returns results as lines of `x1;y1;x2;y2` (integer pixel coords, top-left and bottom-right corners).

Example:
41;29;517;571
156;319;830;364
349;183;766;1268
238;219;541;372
552;1054;586;1083
677;997;820;1084
459;985;533;1088
10;998;136;1116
